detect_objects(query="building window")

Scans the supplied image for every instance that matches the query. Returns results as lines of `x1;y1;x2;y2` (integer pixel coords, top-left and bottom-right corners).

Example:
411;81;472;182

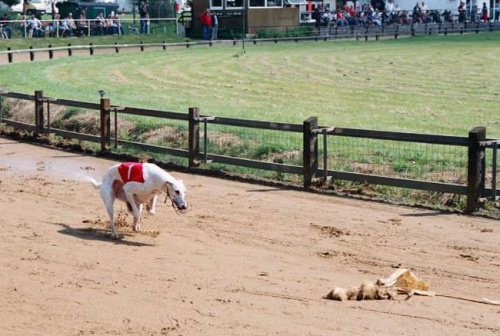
226;0;243;8
249;0;265;6
211;0;223;9
249;0;282;7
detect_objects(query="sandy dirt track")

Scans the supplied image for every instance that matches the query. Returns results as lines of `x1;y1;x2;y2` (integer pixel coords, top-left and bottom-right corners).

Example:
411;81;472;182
0;137;499;335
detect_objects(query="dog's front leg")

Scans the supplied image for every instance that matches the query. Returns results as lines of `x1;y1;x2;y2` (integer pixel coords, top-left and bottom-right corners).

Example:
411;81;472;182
147;195;158;215
123;188;142;232
134;202;143;232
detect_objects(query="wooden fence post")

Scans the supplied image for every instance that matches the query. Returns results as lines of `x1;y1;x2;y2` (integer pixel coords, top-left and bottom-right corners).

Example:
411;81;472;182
467;126;486;213
34;90;44;136
188;107;200;167
100;98;111;152
7;47;13;63
303;117;318;189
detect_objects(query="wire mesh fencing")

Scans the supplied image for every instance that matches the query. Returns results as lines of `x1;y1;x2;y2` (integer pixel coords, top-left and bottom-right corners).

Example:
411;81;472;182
202;120;303;182
114;112;188;150
321;136;469;185
48;103;100;136
0;97;36;127
2;89;499;213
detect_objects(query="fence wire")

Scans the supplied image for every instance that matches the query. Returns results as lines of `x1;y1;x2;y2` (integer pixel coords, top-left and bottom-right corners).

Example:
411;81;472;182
321;135;469;185
485;146;500;194
1;97;35;126
206;122;302;164
48;103;100;136
203;122;303;181
116;113;189;151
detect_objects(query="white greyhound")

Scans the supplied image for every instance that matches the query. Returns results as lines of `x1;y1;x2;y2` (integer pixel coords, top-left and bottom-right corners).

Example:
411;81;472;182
87;162;187;238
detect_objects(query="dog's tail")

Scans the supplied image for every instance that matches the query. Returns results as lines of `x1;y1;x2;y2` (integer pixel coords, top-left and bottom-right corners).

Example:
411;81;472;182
86;176;102;189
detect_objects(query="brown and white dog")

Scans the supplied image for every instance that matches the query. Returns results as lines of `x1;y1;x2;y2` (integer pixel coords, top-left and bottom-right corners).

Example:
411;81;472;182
88;162;187;238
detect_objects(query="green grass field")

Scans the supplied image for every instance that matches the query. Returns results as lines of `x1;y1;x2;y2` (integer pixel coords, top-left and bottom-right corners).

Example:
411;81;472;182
1;33;499;138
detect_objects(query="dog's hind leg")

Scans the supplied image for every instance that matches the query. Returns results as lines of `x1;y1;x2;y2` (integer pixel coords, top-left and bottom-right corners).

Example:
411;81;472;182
101;184;118;239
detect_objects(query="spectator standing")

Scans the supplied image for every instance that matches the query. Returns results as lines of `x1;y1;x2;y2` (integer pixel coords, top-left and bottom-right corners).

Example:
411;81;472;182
421;1;428;12
139;1;149;34
211;11;218;41
421;1;429;22
1;13;12;39
482;3;488;22
20;15;27;37
458;2;466;23
315;4;322;33
114;14;124;35
199;8;212;40
412;2;421;23
471;2;478;22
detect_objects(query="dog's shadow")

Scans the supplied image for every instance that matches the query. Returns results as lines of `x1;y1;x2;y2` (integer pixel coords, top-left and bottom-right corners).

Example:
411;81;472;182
52;222;155;247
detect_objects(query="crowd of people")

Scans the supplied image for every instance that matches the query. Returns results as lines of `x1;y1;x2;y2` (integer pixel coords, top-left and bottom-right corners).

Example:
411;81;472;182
314;0;500;28
1;9;134;39
2;0;500;40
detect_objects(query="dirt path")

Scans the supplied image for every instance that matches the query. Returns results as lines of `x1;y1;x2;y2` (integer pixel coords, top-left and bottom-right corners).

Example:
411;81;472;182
0;137;499;335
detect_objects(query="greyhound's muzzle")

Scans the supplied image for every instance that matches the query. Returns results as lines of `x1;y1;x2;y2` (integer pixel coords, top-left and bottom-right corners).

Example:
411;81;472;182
172;199;187;212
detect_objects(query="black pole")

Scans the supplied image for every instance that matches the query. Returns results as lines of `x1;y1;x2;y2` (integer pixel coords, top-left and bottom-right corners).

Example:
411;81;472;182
242;0;246;54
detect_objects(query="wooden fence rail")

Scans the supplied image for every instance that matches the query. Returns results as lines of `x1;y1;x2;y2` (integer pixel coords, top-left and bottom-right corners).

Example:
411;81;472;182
0;89;497;213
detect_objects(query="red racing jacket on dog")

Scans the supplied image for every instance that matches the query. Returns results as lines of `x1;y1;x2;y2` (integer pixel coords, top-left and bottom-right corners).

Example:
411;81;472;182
118;162;145;184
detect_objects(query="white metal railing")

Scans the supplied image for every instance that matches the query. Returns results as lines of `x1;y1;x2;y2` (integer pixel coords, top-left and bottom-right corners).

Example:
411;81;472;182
1;18;178;39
